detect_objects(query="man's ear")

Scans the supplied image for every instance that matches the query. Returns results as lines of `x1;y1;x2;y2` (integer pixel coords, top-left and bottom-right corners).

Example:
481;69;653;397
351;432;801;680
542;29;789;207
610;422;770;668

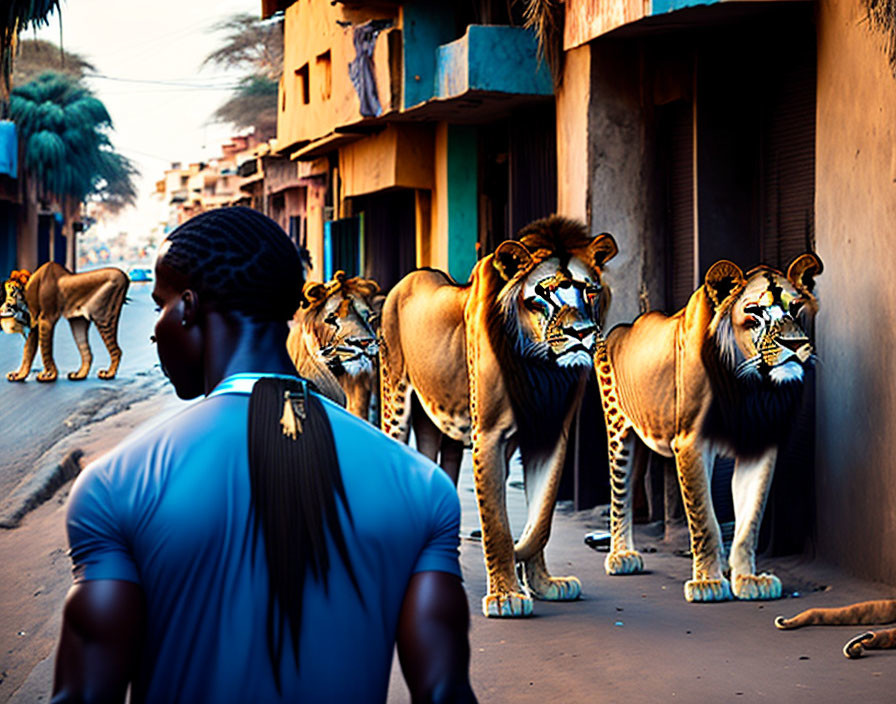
493;240;534;281
787;252;823;293
587;232;619;269
181;289;200;327
704;260;745;309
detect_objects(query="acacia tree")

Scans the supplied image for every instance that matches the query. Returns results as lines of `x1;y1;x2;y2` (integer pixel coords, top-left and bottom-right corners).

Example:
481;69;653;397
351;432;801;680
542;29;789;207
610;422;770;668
12;38;95;87
9;72;138;219
203;13;283;140
2;0;61;98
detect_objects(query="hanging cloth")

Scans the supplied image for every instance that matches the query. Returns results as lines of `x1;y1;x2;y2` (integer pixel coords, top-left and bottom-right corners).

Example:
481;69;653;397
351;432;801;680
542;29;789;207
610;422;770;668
348;20;392;118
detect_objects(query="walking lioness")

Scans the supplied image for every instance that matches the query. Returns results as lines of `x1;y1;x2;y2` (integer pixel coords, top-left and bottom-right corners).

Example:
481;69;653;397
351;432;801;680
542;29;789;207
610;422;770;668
595;254;822;602
380;216;618;617
1;263;128;381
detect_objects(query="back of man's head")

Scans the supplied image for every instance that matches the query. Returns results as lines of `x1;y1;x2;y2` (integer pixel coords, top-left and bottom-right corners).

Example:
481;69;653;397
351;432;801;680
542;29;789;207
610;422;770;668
161;206;303;321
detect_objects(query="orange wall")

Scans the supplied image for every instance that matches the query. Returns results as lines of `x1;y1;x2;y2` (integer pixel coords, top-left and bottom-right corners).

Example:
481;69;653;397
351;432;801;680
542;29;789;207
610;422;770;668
278;0;399;150
814;0;896;583
339;124;434;198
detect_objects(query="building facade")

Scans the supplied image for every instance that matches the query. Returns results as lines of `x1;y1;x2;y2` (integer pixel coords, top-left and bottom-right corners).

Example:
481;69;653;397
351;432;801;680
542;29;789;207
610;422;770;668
265;0;556;289
560;0;896;581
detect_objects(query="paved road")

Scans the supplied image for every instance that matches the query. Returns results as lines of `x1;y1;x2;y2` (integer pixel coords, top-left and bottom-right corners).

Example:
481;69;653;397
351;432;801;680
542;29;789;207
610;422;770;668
0;273;170;500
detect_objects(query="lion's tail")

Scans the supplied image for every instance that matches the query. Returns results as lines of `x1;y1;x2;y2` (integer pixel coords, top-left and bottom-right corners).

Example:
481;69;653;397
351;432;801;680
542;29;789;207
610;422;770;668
775;599;896;630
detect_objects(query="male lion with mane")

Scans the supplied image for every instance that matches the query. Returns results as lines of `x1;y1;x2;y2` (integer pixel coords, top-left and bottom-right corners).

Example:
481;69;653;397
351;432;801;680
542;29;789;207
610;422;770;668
286;270;383;421
595;253;822;602
1;263;129;382
379;215;618;617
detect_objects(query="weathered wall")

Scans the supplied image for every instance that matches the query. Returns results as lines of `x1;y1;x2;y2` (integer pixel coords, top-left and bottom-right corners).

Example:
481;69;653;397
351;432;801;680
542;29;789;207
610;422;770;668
432;123;478;282
556;44;590;224
815;0;896;582
588;42;658;328
339;125;433;198
278;0;397;150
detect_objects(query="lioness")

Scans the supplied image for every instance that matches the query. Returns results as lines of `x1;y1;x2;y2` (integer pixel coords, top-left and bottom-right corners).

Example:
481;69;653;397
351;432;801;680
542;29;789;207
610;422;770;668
380;216;618;617
596;254;822;602
1;263;129;382
286;271;383;420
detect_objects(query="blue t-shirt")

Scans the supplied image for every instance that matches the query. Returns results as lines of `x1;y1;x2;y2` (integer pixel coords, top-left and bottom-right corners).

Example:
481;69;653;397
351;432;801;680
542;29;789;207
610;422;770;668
66;375;462;703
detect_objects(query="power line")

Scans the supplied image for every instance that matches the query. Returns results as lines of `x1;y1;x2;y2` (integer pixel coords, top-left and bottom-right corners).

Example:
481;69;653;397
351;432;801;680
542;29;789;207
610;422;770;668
83;72;242;89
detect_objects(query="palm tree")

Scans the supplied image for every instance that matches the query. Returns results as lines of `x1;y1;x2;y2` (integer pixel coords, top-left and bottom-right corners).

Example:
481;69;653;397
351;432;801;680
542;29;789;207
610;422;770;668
203;13;283;140
9;72;138;218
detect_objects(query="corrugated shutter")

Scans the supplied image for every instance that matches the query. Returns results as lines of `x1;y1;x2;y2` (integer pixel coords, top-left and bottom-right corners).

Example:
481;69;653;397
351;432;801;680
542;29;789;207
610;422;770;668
508;105;557;238
659;99;695;313
760;49;816;269
356;189;415;291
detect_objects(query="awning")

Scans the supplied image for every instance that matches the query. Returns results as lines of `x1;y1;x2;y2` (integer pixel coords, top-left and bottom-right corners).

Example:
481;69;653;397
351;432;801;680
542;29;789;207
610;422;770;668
0;121;17;178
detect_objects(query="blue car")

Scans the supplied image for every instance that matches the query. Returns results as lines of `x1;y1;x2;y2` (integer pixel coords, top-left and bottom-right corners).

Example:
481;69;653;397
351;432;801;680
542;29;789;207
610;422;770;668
128;267;153;283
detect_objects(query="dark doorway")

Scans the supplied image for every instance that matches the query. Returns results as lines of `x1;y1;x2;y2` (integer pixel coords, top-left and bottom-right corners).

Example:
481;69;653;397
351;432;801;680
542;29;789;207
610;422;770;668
352;188;416;292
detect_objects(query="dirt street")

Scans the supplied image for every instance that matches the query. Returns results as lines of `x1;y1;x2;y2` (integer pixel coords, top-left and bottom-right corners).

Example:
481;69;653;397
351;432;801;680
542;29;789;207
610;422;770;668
3;390;896;703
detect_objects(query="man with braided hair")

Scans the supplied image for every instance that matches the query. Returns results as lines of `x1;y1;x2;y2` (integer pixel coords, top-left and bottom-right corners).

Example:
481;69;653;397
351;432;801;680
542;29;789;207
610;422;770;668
51;207;477;703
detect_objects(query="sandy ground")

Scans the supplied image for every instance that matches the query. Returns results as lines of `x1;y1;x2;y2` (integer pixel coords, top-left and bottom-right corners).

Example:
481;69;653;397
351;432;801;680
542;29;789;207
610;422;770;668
3;391;896;703
0;389;186;703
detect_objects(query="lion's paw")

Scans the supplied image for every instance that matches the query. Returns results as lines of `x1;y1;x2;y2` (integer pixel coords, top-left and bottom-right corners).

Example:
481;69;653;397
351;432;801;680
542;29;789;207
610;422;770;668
68;372;87;381
733;573;782;600
684;577;733;602
482;592;534;618
6;371;26;382
530;576;582;602
36;370;57;382
97;369;116;379
604;550;644;575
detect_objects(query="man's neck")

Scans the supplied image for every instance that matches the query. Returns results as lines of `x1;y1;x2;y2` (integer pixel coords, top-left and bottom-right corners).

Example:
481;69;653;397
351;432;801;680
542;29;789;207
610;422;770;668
202;310;296;395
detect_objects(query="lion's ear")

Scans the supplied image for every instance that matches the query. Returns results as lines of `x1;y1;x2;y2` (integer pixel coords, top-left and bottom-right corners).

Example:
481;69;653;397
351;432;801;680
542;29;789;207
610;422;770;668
587;232;618;268
493;240;534;281
787;253;823;293
302;281;326;308
704;260;745;309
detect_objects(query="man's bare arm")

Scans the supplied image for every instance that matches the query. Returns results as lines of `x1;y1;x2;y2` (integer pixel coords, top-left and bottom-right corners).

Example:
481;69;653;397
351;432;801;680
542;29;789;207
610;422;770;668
52;580;145;704
397;571;478;704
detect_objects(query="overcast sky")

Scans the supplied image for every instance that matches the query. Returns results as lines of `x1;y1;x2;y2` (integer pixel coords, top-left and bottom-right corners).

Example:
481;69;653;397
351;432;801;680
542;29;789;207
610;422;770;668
34;0;262;243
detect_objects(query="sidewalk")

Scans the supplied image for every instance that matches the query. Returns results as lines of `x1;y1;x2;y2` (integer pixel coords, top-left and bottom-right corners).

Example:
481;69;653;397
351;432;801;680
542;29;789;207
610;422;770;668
3;397;895;703
387;452;896;703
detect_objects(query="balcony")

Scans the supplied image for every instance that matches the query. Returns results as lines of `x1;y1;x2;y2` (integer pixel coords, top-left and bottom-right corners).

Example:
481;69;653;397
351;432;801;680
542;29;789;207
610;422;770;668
436;26;552;101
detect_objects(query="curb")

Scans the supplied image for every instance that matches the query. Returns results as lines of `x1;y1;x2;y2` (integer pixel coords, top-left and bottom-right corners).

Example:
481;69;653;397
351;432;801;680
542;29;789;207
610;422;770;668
0;449;84;529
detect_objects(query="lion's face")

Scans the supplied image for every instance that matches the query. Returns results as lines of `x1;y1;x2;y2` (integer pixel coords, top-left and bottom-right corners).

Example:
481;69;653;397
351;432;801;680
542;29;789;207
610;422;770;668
494;229;617;370
0;279;29;336
303;274;382;378
710;256;821;385
514;257;605;368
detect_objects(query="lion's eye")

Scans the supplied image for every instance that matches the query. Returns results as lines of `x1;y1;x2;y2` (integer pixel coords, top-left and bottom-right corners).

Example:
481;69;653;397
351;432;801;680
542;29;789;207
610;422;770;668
523;297;548;315
743;316;761;330
324;312;338;325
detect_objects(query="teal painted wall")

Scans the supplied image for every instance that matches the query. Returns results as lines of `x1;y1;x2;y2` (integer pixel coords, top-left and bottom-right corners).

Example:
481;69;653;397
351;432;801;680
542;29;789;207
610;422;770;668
446;125;478;283
402;4;456;109
652;0;718;15
437;26;553;99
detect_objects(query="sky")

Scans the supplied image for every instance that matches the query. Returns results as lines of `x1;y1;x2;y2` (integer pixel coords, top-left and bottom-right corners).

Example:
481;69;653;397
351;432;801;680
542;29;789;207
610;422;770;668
32;0;263;244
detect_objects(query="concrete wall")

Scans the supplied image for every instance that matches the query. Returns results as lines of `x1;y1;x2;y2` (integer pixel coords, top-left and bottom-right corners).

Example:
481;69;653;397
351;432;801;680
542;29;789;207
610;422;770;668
432;123;478;282
556;44;590;224
814;0;896;583
339;125;434;198
278;1;398;149
587;42;661;328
